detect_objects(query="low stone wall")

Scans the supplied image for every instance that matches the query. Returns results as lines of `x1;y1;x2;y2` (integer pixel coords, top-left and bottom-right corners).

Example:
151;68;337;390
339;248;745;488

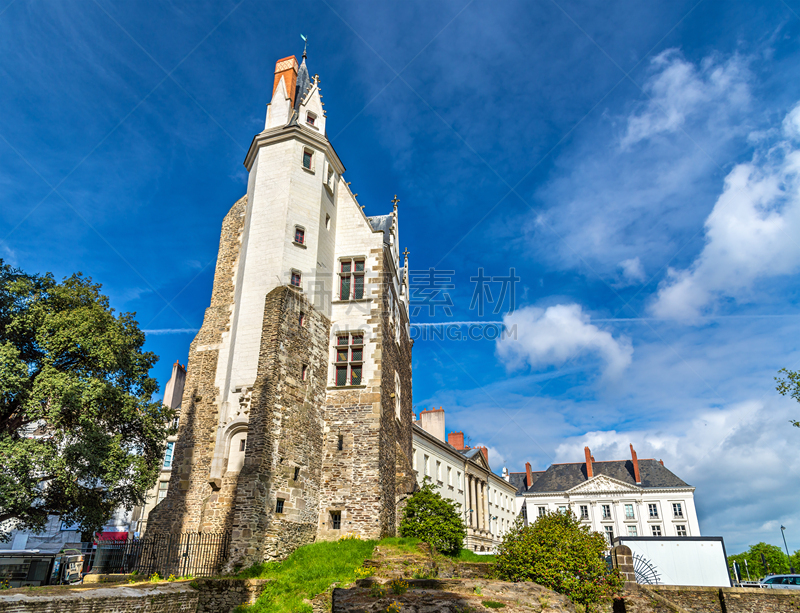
0;577;269;613
0;582;197;613
646;585;800;613
194;578;269;613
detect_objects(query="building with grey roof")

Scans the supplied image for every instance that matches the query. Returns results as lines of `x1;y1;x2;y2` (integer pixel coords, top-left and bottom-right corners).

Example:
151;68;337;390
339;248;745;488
514;445;700;544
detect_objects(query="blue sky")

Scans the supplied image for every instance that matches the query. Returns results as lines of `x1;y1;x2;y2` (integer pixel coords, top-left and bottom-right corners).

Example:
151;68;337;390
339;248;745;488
2;0;799;554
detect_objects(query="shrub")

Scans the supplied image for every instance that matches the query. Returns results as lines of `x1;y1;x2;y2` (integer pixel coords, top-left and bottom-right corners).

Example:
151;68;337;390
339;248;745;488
389;579;409;595
494;512;623;610
399;479;466;556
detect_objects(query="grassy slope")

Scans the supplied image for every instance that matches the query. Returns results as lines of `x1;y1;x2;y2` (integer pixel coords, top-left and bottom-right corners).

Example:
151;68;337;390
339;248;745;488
457;549;496;563
237;538;376;613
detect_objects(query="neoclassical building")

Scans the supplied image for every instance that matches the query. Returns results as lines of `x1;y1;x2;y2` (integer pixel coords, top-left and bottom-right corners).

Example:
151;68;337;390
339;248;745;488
413;408;517;552
511;445;700;544
147;51;415;569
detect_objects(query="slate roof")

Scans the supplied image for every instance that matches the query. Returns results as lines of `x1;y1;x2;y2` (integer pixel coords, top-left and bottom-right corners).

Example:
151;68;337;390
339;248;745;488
367;214;394;244
294;58;311;111
508;470;545;495
518;459;689;494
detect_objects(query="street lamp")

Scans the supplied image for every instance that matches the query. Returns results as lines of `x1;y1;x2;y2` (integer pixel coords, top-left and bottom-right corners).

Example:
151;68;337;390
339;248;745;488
781;526;795;574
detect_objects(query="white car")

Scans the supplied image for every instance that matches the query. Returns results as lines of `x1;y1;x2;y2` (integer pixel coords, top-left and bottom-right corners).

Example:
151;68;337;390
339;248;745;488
760;574;800;589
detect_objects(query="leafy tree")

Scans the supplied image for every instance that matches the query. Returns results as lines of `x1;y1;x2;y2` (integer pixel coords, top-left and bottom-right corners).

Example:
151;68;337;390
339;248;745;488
399;478;466;556
727;542;793;580
0;261;171;542
494;510;623;611
775;368;800;428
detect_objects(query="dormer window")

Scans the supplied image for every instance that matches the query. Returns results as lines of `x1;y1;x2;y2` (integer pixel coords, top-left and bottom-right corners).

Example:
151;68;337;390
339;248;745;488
294;226;305;245
306;112;317;126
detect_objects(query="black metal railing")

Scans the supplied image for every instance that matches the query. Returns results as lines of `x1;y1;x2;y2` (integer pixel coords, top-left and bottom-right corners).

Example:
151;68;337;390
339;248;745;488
92;532;230;577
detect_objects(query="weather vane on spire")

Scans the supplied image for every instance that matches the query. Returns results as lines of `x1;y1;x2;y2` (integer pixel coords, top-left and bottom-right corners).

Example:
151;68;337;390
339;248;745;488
301;34;308;59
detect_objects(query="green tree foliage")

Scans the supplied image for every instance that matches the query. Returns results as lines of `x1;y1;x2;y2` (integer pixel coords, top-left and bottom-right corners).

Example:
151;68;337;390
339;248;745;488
494;511;623;610
775;368;800;428
728;542;798;580
0;261;171;541
399;478;466;556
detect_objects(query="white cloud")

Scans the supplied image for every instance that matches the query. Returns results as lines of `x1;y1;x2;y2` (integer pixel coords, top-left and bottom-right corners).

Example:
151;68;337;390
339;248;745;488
619;256;646;285
621;50;750;149
652;103;800;318
496;304;633;378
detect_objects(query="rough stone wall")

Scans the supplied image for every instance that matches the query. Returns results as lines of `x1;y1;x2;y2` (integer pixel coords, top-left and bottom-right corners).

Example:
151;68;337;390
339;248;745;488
148;195;248;535
647;585;800;613
193;578;268;613
225;284;330;570
318;245;414;540
0;583;198;613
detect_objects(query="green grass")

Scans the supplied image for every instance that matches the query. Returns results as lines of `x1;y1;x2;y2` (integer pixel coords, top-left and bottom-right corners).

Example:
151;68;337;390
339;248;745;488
237;538;377;613
375;537;423;554
457;549;496;563
482;600;506;608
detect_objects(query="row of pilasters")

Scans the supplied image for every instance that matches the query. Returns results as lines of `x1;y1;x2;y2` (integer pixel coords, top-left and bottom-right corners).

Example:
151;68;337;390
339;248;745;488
466;474;491;548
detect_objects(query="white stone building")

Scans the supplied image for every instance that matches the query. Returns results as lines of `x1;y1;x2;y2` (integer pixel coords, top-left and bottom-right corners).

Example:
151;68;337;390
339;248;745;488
412;408;517;552
511;445;700;545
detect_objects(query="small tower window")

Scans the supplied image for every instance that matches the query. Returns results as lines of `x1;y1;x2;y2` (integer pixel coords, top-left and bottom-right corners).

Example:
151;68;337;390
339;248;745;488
301;364;308;381
306;112;316;126
337;435;343;451
239;438;247;452
276;499;285;514
330;510;341;530
294;467;300;480
302;148;314;170
291;271;301;287
299;311;306;327
325;214;330;230
294;227;305;244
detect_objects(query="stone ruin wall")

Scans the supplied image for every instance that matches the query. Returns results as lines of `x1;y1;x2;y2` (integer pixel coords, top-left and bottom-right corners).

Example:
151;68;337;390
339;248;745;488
147;195;248;535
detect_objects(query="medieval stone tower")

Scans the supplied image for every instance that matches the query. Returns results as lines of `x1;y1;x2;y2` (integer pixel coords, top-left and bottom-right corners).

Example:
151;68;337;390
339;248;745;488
148;52;415;569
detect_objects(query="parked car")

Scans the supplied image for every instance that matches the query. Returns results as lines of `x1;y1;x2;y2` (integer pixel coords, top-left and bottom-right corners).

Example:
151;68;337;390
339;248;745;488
759;574;800;589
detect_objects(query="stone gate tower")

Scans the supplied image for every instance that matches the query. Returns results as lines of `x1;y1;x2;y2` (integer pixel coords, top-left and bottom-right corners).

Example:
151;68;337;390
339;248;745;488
148;51;416;569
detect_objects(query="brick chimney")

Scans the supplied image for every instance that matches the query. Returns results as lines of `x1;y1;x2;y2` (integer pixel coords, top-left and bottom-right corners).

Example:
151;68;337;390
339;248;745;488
584;446;593;479
477;446;489;463
525;462;533;488
448;431;464;450
272;56;299;107
630;444;641;484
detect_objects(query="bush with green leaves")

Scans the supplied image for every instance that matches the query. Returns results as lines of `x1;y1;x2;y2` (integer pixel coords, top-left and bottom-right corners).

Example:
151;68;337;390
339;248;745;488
398;479;466;556
494;511;622;610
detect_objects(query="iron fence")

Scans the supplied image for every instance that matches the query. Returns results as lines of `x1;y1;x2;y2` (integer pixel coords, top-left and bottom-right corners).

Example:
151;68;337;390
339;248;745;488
92;532;230;578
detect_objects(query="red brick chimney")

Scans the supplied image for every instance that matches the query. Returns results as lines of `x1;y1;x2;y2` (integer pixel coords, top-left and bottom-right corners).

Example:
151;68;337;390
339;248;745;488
630;444;641;484
525;462;533;488
477;446;488;463
448;431;464;450
584;446;593;479
272;56;299;106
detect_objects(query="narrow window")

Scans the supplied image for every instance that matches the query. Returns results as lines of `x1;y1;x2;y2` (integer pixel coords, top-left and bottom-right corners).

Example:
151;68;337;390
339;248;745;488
447;466;452;486
558;505;567;514
580;505;589;520
648;503;658;518
291;271;301;287
602;504;611;519
294;227;305;244
157;481;169;503
538;506;546;517
651;525;662;537
306;112;316;126
302;148;313;170
424;455;429;476
330;511;341;530
276;499;284;513
326;165;335;191
337;435;343;451
627;526;638;537
239;438;247;452
624;504;635;519
325;214;330;229
301;364;308;381
299;311;306;327
163;441;175;468
294;467;300;481
672;503;683;518
676;524;687;536
457;471;462;489
436;461;441;482
604;526;614;545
